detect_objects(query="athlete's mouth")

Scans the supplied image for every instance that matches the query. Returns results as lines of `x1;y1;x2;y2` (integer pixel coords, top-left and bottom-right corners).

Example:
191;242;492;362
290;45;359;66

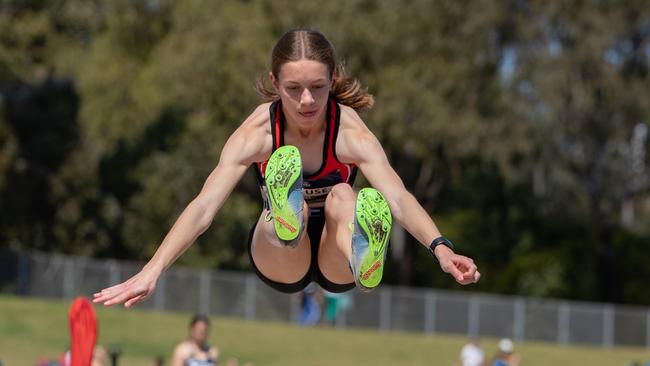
299;111;317;118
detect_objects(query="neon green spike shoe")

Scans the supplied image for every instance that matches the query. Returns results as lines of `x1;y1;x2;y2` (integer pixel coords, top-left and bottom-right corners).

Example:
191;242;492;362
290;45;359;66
350;187;392;291
265;145;304;246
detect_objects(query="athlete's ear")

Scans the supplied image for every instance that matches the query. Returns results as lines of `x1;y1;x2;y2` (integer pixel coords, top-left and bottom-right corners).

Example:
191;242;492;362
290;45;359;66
270;72;279;91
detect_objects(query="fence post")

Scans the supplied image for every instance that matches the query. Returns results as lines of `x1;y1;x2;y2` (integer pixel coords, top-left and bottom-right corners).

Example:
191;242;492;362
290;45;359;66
17;252;29;295
199;270;210;315
558;302;570;345
602;305;614;348
646;310;650;349
154;274;166;311
513;297;526;341
108;260;121;287
63;257;75;299
424;291;436;334
468;296;480;337
245;275;257;320
379;287;392;331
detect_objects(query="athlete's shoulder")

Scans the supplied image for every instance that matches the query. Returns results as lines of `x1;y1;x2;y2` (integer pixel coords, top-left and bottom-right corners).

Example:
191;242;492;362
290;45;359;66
338;103;362;123
221;103;273;165
335;103;382;164
241;102;273;129
172;341;191;358
231;102;272;140
337;103;373;134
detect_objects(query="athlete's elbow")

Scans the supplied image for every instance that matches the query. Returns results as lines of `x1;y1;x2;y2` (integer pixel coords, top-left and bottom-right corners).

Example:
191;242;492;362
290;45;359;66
384;191;408;221
385;194;404;219
188;197;217;233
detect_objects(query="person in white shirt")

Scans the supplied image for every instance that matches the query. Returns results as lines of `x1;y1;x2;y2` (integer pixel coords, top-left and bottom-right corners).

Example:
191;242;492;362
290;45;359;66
460;338;485;366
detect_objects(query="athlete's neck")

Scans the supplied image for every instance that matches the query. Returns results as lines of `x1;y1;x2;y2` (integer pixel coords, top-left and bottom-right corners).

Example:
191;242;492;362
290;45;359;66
286;123;325;140
284;114;326;140
280;100;328;140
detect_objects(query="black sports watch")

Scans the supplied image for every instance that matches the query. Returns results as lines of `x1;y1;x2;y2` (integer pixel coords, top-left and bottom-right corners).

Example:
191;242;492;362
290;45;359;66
427;236;454;260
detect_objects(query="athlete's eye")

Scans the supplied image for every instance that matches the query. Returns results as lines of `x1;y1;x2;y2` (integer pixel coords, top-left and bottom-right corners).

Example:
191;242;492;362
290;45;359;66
312;85;325;89
287;85;300;91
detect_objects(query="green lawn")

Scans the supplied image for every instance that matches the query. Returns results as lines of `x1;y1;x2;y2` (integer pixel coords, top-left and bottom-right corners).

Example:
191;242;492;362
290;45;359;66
1;294;649;366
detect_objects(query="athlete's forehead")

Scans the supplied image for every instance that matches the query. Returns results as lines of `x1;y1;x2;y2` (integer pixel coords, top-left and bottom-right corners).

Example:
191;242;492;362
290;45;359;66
277;59;330;83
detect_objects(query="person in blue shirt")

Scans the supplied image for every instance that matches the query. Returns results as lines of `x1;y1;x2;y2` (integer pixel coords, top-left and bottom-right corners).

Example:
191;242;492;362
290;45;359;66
491;338;520;366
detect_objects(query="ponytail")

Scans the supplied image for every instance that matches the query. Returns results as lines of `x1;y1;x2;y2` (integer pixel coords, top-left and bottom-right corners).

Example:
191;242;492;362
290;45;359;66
254;75;276;103
330;62;374;113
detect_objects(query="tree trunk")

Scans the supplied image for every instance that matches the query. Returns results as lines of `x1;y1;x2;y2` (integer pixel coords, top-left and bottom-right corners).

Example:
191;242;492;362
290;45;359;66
591;196;619;302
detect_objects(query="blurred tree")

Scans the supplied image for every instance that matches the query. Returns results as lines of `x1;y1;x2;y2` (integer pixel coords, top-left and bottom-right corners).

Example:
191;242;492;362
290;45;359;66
1;78;80;250
506;0;650;302
74;0;273;263
0;0;649;304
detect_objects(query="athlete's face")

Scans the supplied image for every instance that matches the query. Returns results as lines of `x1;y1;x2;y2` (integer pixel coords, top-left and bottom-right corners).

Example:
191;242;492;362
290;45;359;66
189;321;209;344
272;59;332;128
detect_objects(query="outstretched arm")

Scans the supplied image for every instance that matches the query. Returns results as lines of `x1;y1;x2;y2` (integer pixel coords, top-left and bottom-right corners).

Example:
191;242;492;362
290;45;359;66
337;108;480;285
93;105;272;307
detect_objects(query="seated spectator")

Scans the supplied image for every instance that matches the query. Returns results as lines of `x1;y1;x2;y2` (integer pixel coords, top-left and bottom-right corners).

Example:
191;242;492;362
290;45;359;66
172;314;219;366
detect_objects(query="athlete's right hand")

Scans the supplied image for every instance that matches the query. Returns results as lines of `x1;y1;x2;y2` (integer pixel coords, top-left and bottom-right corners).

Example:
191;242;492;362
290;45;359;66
93;266;161;308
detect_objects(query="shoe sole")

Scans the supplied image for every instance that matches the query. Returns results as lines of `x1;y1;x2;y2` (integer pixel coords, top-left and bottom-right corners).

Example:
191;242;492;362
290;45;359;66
265;145;303;242
353;187;392;291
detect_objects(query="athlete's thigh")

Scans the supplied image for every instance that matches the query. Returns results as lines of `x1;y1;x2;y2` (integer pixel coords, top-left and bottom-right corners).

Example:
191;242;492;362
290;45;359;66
250;209;311;283
317;185;356;284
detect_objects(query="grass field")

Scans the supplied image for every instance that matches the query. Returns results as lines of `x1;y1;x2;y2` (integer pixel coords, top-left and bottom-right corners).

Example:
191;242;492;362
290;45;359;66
1;294;649;366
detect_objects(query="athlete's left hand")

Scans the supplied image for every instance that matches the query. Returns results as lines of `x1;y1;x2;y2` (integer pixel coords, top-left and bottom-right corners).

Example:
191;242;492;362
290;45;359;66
434;246;480;285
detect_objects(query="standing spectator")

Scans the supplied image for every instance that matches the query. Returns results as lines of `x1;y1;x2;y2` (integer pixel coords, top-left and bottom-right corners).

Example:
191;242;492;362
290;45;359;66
491;338;521;366
323;290;352;326
460;337;485;366
299;283;322;326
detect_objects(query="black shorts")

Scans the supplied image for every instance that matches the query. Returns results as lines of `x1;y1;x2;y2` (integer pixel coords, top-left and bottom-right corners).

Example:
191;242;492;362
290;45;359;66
247;213;356;294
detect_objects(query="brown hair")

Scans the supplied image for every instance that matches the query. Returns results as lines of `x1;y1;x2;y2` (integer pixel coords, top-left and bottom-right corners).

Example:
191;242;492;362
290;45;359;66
189;313;210;328
255;28;374;113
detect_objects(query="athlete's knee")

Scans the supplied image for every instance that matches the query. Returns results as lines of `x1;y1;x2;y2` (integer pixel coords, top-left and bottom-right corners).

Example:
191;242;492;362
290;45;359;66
325;184;355;218
327;184;355;203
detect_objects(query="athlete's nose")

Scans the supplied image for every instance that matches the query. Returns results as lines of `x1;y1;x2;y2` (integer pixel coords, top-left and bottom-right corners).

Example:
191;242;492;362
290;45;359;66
300;88;315;106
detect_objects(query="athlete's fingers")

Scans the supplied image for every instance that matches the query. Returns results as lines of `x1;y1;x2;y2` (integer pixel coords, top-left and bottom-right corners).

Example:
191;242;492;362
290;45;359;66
93;283;129;303
453;256;478;278
442;260;466;282
457;269;480;285
456;256;476;272
93;280;133;301
103;286;144;306
92;295;108;304
103;294;129;307
473;271;481;283
462;263;478;278
93;288;115;301
124;294;146;308
95;281;127;296
445;255;479;285
93;290;118;303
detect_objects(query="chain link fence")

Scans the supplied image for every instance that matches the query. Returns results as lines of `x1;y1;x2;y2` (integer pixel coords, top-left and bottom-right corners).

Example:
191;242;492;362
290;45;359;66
1;249;649;348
